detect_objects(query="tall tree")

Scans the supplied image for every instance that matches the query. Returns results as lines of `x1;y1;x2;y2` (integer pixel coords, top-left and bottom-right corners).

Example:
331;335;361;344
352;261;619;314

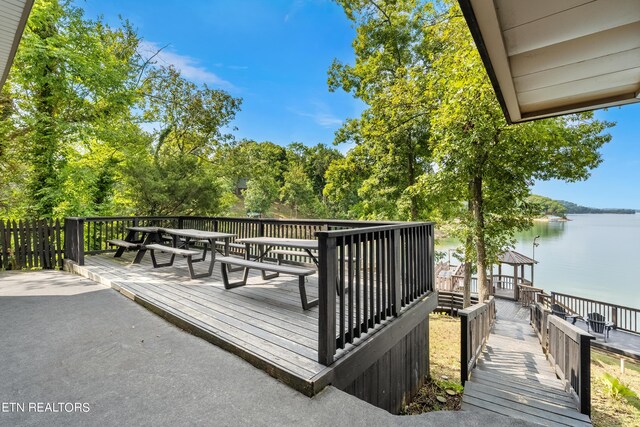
280;163;319;218
3;0;142;217
327;0;436;221
123;65;241;215
423;2;613;301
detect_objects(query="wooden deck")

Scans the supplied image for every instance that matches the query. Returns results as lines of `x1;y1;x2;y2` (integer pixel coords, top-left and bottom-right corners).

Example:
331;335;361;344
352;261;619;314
462;299;592;426
67;252;336;394
572;318;640;361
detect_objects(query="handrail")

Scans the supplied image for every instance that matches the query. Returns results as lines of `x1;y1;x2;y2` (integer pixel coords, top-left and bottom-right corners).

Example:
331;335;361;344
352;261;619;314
547;315;594;415
460;296;495;384
552;291;640;334
317;222;434;364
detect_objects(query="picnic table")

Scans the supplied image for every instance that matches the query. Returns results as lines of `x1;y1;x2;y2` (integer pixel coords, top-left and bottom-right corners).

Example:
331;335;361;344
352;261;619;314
149;228;235;279
109;226;163;264
220;237;319;310
237;237;319;269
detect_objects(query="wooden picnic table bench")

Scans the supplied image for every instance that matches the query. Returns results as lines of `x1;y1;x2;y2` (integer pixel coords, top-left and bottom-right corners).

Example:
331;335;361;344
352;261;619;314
111;226;163;264
151;228;235;279
144;243;214;279
216;256;318;310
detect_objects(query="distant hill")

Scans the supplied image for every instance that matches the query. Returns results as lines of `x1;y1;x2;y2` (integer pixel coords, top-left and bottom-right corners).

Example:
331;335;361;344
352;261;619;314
527;195;637;217
558;200;636;215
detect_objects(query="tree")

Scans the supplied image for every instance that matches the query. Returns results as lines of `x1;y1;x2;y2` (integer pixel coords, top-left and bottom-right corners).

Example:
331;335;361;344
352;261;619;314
527;195;567;218
244;176;279;216
327;0;436;221
3;0;143;217
280;163;319;218
123;65;241;215
423;2;613;301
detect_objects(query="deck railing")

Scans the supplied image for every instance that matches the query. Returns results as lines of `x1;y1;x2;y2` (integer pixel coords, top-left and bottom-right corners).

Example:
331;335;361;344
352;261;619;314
0;219;64;270
460;296;496;384
436;290;479;314
552;291;640;335
547;315;594;416
74;216;391;261
530;301;550;348
518;284;546;307
316;222;434;365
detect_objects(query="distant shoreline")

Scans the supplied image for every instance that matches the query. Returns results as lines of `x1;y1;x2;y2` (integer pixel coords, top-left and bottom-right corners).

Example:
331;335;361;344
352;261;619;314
534;216;570;222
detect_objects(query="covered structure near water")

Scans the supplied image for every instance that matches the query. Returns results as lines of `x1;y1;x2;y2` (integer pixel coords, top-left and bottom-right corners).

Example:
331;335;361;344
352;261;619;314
492;249;537;300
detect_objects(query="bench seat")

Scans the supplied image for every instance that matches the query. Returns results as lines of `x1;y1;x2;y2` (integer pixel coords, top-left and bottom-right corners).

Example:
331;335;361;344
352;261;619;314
107;239;141;250
216;256;317;310
144;244;212;279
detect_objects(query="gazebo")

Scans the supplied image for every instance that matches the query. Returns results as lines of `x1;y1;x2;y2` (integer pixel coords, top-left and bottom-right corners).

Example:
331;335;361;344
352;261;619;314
493;250;537;300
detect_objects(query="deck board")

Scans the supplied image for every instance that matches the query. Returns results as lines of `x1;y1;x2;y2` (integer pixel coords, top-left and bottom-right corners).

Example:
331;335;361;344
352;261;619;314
71;253;329;386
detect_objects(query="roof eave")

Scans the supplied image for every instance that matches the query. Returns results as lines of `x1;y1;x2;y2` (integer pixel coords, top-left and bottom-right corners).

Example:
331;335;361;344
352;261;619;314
0;0;34;89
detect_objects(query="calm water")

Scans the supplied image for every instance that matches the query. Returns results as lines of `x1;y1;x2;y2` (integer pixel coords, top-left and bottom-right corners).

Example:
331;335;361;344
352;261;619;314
437;214;640;308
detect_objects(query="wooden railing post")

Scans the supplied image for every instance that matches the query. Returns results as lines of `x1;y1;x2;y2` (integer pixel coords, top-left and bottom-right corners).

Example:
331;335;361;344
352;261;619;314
318;233;337;365
391;229;402;316
63;217;85;265
460;309;470;385
579;333;592;416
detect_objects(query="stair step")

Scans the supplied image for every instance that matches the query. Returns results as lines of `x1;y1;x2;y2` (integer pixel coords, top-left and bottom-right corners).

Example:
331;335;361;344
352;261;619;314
463;383;591;426
470;375;576;407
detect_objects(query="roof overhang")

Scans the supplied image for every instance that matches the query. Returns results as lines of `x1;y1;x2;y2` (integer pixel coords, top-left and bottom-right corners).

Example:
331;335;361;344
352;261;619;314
0;0;34;89
458;0;640;124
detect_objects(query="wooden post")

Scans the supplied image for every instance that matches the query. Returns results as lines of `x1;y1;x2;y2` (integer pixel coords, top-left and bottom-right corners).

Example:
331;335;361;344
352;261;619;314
579;333;591;416
318;233;337;365
64;217;85;266
513;265;518;300
391;229;402;316
460;309;469;385
498;264;502;288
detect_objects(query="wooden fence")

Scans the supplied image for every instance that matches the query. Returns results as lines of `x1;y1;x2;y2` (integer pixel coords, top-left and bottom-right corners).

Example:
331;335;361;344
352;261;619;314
0;219;64;270
460;296;496;384
552;291;640;335
547;315;594;416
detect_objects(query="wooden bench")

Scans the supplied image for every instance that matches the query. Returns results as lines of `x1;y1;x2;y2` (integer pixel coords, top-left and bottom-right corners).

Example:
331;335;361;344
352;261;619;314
216;256;318;310
107;239;141;250
270;249;318;265
213;241;246;272
107;238;143;258
145;244;213;279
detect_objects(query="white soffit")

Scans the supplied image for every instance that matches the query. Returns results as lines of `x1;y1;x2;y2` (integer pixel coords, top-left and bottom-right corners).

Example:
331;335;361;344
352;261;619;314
0;0;33;89
458;0;640;123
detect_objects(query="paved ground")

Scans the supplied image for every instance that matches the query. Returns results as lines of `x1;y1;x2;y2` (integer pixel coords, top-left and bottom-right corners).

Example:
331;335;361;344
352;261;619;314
0;270;536;427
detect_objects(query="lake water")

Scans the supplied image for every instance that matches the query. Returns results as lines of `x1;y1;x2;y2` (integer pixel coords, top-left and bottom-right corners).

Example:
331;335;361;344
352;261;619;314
437;214;640;309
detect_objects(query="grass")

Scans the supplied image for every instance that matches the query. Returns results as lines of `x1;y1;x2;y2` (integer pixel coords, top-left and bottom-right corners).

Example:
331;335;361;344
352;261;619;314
590;350;640;427
403;313;640;427
403;313;462;414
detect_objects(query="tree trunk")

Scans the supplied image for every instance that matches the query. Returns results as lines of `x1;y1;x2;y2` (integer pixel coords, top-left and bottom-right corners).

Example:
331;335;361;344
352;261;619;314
472;175;489;302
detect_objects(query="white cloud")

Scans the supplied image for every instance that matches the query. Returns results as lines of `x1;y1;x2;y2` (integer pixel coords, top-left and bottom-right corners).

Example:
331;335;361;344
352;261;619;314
291;100;344;128
299;111;343;127
138;41;235;90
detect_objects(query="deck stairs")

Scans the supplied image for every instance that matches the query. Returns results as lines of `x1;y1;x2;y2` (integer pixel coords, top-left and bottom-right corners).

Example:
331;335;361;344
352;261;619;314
461;300;592;426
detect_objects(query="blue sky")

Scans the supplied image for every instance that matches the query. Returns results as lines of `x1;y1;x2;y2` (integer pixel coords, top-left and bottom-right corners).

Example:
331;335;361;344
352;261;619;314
79;0;639;210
